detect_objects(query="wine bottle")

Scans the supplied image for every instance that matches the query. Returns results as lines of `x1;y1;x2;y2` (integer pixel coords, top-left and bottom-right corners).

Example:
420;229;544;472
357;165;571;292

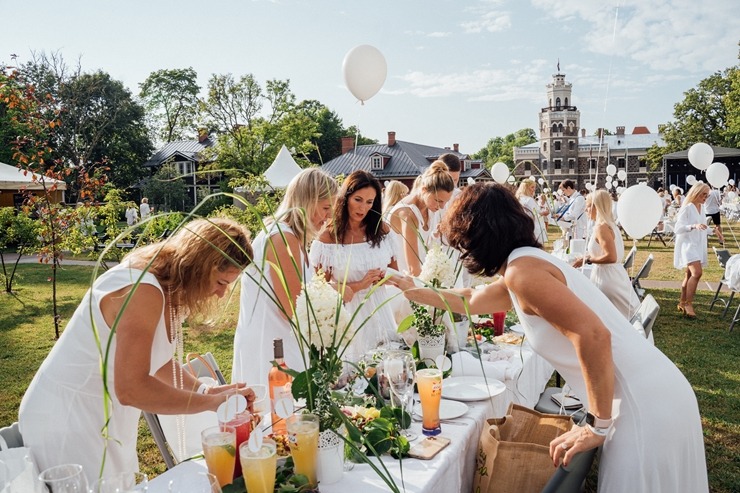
268;338;292;434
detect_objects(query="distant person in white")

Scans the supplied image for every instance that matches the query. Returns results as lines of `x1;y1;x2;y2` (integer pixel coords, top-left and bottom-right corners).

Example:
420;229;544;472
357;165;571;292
139;197;151;220
555;179;588;239
704;186;724;246
125;203;139;226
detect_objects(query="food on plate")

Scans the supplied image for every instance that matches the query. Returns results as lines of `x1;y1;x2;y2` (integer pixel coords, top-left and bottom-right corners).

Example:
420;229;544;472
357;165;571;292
492;333;524;345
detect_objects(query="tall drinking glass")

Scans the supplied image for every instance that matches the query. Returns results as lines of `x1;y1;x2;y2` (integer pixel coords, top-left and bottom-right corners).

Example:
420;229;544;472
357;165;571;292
38;464;88;493
201;425;236;488
90;472;148;492
416;368;443;436
383;350;417;440
219;410;251;480
239;438;277;493
285;414;319;488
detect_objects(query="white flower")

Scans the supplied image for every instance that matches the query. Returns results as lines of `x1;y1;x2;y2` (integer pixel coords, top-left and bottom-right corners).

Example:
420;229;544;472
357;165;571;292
293;274;353;350
418;244;456;288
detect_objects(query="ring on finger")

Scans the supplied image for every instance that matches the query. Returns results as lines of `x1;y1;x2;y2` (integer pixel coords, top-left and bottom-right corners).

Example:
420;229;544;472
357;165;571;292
560;443;568;451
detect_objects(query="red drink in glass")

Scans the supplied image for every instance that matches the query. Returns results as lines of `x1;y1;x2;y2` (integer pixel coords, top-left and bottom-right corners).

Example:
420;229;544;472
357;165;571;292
492;312;506;336
221;412;252;480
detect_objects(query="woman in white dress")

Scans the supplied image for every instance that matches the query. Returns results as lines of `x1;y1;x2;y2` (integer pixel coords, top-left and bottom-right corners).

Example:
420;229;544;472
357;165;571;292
233;168;338;387
310;170;400;361
388;161;455;276
381;180;409;218
391;183;708;493
673;182;710;319
516;180;548;244
573;190;639;319
19;218;254;481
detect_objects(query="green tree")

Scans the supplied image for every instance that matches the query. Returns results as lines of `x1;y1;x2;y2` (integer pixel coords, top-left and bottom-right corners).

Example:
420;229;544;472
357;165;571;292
139;68;200;144
473;128;537;167
143;164;187;212
661;66;739;152
0;207;41;293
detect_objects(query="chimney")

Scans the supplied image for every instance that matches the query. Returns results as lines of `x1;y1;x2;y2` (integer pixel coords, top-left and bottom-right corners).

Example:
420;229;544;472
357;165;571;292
581;128;586;138
388;131;396;147
453;143;459;153
341;136;355;154
597;128;604;139
197;128;209;143
616;126;625;136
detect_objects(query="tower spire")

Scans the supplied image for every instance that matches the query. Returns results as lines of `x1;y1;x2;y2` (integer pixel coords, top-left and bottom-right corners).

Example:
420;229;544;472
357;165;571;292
557;58;560;73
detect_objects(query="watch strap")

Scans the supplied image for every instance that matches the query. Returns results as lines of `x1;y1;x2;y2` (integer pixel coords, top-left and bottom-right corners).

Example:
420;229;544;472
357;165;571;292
587;412;613;428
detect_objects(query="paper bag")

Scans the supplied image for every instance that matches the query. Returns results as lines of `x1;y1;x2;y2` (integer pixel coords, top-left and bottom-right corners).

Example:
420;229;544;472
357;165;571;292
472;403;573;493
0;435;44;493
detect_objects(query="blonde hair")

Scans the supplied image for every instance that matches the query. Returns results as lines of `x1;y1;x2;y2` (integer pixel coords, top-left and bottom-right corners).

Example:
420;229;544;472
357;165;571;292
126;217;253;318
382;180;409;214
590;189;617;227
685;183;710;206
418;160;455;196
270;168;338;244
515;180;536;199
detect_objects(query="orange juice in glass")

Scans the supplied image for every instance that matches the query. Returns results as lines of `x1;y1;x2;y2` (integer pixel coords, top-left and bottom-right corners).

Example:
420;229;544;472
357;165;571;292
416;368;443;436
240;438;277;493
286;414;319;488
201;425;236;487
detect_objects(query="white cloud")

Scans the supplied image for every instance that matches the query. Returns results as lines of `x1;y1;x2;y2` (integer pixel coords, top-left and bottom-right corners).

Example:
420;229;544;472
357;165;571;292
427;31;451;38
530;0;740;73
461;11;512;33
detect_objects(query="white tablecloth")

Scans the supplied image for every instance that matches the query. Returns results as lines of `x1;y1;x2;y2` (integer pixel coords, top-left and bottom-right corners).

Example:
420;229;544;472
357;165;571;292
148;346;553;493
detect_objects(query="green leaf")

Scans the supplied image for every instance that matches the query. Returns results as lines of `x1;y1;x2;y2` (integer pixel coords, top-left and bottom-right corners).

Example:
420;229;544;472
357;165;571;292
397;314;415;333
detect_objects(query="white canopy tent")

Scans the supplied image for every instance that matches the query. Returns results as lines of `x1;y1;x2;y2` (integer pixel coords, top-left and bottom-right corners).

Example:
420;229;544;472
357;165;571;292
263;145;302;188
0;161;68;191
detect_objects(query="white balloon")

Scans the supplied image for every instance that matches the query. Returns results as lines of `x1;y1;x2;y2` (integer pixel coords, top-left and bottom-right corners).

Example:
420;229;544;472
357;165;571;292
617;185;663;239
617;170;627;181
538;178;545;185
605;175;613;183
467;177;475;186
585;183;592;191
544;188;550;193
686;175;696;185
491;162;510;184
556;189;563;196
706;162;729;188
669;184;677;191
606;164;617;176
617;186;625;195
507;175;516;184
605;181;613;190
729;179;736;186
384;180;390;187
342;45;387;102
688;142;714;171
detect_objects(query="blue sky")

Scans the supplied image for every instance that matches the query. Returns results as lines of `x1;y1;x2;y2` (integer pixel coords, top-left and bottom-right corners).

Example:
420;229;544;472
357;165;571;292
1;0;738;155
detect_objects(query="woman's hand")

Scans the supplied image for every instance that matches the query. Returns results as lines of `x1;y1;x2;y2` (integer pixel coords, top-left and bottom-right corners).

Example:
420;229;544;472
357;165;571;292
358;268;384;290
549;425;607;467
388;273;416;292
572;256;585;268
207;383;256;412
694;223;708;231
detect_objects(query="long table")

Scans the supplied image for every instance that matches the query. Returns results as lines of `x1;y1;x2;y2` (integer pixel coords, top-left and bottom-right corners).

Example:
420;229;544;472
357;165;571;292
149;342;553;493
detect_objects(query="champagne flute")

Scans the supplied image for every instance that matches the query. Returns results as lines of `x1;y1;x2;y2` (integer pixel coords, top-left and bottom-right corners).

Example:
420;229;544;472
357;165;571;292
383;350;417;440
38;464;88;493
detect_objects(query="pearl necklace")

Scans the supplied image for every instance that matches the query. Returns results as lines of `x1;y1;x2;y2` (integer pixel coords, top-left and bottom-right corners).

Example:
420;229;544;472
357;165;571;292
168;286;187;460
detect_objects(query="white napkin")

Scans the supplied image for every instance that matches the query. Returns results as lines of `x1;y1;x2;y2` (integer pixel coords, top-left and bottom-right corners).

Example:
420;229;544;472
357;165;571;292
451;351;509;381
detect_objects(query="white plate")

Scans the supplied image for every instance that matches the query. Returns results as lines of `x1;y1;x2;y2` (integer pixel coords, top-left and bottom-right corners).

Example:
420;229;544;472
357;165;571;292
414;399;469;420
508;324;525;335
441;376;507;402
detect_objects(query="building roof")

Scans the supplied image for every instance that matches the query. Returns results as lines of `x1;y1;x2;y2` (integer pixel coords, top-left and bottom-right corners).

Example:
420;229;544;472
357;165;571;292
579;133;664;150
663;145;740;159
322;140;478;179
144;137;215;168
0;161;67;190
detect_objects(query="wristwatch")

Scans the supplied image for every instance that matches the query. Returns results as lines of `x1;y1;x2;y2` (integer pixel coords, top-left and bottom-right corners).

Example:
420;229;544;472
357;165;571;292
585;257;593;265
586;412;612;436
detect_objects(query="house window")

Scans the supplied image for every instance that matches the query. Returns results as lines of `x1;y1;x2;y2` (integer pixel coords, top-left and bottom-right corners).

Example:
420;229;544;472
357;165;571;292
543;142;548;152
554;159;562;174
524;162;531;176
617;158;626;169
463;160;472;171
568;140;575;151
371;156;383;170
568;159;575;170
589;159;597;170
639;158;647;172
555;97;561;108
542;160;548;170
554;141;561;151
174;160;193;176
565;97;569;107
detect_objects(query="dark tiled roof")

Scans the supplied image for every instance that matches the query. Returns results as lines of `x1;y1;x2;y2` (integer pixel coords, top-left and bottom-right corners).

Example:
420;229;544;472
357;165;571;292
663;145;740;159
322;140;476;179
144;138;215;168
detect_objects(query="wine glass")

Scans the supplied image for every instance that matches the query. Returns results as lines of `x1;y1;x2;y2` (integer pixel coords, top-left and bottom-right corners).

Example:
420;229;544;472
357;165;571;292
383;350;417;440
38;464;88;493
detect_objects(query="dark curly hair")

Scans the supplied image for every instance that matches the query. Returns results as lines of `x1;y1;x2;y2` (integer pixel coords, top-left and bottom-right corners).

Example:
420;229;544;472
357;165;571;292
327;170;386;247
440;183;541;276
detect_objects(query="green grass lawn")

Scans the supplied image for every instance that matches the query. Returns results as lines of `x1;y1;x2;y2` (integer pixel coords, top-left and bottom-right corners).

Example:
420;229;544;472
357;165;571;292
1;259;738;491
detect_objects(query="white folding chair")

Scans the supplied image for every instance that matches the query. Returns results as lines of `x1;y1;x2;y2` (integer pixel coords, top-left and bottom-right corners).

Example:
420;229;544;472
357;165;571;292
631;254;654;300
709;247;732;312
630;294;660;341
622;246;636;271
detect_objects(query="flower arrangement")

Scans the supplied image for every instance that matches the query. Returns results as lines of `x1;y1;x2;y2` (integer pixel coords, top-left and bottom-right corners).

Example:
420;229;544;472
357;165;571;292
341;405;410;459
418;243;457;288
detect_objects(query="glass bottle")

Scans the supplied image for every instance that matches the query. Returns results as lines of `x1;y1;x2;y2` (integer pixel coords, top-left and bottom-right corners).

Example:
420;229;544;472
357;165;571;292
268;338;292;435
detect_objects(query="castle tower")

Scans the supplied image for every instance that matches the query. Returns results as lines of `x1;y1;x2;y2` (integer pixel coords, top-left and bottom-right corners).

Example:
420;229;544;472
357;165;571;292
539;69;580;177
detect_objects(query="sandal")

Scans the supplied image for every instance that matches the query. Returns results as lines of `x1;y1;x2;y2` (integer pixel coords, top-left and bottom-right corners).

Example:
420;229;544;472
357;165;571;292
684;303;696;319
677;301;686;313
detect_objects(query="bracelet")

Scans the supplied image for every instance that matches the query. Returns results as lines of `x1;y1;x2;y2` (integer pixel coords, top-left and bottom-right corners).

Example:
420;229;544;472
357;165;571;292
586;423;611;436
197;383;211;395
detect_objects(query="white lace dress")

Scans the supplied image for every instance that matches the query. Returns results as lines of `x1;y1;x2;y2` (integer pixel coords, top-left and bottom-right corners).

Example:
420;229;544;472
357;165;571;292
232;223;310;387
587;224;640;319
309;236;399;362
508;247;708;492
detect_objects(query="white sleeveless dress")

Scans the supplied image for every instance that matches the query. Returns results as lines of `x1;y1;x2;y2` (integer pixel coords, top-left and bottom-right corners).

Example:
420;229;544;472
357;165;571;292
388;202;431;274
309;235;399;362
507;247;708;492
19;264;173;480
587;224;640;319
232;222;310;387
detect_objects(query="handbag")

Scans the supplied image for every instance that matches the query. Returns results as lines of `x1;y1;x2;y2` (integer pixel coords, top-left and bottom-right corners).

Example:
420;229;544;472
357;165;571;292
156;353;223;462
0;434;44;493
472;403;574;493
